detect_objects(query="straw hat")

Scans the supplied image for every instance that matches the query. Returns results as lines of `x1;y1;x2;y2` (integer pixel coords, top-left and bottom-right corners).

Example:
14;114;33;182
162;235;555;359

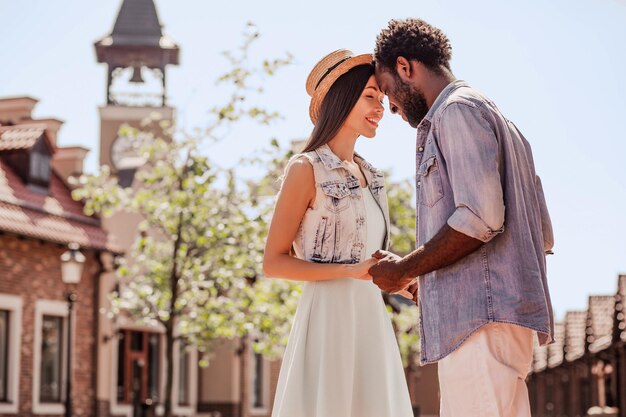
306;49;373;124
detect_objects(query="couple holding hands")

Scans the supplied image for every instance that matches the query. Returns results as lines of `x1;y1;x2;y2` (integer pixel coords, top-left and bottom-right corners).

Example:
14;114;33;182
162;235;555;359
263;18;554;417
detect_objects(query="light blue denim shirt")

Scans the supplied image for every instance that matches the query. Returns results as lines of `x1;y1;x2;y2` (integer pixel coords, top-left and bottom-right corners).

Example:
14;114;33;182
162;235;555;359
415;80;555;364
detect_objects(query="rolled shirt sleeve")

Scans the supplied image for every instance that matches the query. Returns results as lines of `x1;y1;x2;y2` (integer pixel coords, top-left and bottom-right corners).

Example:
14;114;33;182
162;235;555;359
437;102;505;243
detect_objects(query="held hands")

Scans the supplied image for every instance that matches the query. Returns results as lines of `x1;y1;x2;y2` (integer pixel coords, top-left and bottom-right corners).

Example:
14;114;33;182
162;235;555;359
368;250;416;297
349;257;379;281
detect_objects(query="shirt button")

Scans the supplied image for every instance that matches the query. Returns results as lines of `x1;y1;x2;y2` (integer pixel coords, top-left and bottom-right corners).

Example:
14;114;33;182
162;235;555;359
418;146;424;152
417;181;422;186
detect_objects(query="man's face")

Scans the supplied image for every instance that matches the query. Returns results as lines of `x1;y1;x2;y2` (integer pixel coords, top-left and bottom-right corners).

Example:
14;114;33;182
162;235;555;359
374;65;429;128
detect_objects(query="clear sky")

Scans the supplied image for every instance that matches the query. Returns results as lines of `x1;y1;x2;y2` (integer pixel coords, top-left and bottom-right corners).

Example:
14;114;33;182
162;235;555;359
2;0;625;320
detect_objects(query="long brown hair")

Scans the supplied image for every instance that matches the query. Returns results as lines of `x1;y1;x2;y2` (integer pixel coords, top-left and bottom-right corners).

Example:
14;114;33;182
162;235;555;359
302;64;374;153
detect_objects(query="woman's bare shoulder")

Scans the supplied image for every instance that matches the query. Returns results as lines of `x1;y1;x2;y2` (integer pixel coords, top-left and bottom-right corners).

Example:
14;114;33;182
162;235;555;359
284;154;314;183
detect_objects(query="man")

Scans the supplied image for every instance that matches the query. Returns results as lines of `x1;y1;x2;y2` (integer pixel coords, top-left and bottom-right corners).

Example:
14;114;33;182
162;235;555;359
368;18;555;417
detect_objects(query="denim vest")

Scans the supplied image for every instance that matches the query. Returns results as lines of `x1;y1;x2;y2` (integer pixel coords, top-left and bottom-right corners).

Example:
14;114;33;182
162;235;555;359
292;144;390;264
415;80;555;364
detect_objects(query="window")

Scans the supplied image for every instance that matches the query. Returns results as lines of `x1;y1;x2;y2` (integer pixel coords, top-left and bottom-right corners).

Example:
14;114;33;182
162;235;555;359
29;137;52;187
0;310;8;402
116;335;125;402
249;342;269;415
177;342;189;406
147;333;159;400
39;316;64;403
29;151;51;185
131;332;143;352
0;295;22;414
580;375;591;417
172;339;196;416
33;300;67;415
545;374;554;417
561;374;572;417
605;365;617;407
252;351;263;408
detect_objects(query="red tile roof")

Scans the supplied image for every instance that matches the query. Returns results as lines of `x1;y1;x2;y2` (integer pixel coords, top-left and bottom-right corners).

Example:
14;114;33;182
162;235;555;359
0;158;121;253
547;322;565;368
532;276;626;374
0;125;47;151
587;295;615;353
617;275;626;343
564;311;587;362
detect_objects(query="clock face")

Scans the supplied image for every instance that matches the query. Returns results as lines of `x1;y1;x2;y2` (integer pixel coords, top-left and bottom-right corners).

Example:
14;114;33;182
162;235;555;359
110;134;135;169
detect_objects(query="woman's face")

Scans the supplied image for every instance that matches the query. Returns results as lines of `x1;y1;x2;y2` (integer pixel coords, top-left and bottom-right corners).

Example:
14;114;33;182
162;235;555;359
342;75;385;139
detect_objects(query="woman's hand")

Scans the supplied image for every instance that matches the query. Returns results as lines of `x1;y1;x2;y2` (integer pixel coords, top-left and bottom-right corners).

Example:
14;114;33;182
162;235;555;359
349;257;379;280
394;279;418;301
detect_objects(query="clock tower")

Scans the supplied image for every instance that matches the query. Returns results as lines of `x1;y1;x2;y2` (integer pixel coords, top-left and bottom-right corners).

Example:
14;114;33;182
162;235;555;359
95;0;179;185
93;4;187;414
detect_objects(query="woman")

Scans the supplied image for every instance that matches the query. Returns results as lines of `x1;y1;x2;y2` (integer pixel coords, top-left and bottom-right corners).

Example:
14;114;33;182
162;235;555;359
263;49;414;417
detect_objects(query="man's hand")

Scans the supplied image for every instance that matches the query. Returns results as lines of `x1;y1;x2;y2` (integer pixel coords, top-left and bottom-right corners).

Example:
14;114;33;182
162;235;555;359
368;250;415;293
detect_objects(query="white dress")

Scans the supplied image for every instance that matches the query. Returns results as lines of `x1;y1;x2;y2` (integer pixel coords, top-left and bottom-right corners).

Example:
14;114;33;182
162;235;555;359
271;187;414;417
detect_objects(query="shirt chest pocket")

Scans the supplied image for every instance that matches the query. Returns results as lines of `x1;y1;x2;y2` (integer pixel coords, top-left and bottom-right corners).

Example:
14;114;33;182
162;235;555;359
417;156;444;207
321;180;352;213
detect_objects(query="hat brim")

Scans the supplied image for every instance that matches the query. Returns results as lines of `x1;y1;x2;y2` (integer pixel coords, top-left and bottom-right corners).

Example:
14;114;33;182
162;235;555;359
309;53;373;124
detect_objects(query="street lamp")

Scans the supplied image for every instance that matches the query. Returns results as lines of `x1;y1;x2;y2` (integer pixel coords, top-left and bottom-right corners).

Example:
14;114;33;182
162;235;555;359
60;243;85;417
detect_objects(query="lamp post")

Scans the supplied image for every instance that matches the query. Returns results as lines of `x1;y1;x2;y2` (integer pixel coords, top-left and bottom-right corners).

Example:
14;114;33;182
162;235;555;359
60;243;85;417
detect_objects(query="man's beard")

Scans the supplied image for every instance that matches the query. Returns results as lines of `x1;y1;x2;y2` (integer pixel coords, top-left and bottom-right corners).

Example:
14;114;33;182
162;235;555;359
392;78;429;128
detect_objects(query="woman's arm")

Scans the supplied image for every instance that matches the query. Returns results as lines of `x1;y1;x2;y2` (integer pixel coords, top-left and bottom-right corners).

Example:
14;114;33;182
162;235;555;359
263;157;376;281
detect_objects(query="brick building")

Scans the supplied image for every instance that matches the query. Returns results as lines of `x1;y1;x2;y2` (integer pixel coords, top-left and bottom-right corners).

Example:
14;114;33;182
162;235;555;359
0;97;119;417
528;274;626;417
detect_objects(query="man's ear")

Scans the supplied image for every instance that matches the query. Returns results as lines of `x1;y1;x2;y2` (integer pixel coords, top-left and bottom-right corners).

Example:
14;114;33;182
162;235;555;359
395;56;412;82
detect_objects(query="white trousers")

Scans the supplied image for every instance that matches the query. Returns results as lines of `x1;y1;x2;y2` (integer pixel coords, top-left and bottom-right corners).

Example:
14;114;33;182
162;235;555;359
438;323;534;417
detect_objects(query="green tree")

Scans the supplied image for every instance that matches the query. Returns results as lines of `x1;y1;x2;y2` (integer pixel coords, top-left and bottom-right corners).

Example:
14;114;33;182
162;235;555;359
72;23;294;417
383;178;421;370
387;178;416;256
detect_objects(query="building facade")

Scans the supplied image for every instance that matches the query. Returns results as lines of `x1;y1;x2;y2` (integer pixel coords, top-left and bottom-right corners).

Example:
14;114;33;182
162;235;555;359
0;96;119;417
528;275;626;417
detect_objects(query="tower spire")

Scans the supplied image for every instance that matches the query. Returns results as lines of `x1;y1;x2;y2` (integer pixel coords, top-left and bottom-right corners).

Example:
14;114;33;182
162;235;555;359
94;0;179;106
